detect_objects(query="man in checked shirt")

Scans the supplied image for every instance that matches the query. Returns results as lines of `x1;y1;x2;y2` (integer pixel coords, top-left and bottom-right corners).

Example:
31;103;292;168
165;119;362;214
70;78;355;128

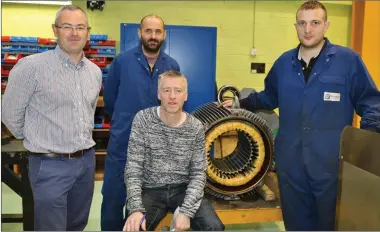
2;5;102;231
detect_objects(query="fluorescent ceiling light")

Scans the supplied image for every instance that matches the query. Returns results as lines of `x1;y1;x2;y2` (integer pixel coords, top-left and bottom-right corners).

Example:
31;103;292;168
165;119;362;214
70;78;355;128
2;1;72;5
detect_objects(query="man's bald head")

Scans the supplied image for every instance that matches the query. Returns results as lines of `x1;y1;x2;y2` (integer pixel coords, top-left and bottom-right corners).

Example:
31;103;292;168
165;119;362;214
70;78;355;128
140;14;165;30
138;14;166;54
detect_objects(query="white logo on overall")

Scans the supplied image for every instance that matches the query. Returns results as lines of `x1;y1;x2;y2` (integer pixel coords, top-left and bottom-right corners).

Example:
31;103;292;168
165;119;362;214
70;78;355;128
324;92;340;102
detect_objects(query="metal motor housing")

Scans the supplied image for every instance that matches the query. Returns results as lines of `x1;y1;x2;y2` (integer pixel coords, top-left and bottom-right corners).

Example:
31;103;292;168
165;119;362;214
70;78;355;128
191;99;275;199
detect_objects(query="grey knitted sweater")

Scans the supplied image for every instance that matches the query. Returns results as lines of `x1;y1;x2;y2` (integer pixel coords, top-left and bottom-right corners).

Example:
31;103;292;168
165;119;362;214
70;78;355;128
124;106;207;218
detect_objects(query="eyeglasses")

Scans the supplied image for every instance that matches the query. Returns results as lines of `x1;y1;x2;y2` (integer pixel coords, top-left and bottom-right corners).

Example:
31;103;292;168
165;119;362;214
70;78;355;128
55;24;91;32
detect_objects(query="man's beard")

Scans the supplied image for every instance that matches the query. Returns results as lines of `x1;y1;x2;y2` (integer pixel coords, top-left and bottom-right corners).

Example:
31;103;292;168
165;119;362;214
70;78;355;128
141;38;163;53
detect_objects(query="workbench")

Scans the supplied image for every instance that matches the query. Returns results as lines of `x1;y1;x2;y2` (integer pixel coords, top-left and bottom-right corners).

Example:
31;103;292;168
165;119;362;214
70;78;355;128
155;174;283;230
1;140;34;231
155;198;282;230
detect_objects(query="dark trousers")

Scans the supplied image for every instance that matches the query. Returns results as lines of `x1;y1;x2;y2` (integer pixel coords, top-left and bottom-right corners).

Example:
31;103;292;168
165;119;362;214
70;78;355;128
101;159;128;231
28;148;95;231
278;171;337;231
141;184;225;231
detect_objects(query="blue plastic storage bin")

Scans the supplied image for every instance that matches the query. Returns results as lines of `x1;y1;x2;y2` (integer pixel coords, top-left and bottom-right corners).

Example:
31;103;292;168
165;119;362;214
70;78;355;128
90;34;108;41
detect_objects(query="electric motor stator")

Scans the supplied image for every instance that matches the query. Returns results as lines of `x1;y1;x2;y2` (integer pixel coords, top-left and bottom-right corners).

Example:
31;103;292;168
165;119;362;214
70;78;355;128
191;86;276;199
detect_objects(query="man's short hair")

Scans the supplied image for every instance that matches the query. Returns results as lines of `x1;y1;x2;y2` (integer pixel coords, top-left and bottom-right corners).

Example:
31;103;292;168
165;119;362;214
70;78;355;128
140;14;165;30
158;70;188;91
296;1;328;21
54;5;89;26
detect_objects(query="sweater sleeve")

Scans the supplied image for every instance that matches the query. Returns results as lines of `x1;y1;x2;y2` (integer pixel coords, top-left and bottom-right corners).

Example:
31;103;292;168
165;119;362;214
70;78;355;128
179;123;207;218
124;111;146;215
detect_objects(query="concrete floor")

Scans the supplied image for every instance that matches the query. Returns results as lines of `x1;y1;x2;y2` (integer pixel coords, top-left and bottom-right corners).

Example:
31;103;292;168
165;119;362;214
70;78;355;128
1;182;285;231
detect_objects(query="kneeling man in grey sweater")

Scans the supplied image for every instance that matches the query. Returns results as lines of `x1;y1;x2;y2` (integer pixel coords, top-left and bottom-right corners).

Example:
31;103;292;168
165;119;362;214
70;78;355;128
123;70;224;231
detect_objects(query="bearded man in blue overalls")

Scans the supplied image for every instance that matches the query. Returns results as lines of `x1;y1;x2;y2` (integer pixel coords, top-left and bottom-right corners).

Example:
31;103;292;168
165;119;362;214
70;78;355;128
101;15;180;231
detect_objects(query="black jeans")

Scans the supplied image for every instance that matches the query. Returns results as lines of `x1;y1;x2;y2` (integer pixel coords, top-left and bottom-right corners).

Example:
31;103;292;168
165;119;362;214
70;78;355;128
142;184;224;231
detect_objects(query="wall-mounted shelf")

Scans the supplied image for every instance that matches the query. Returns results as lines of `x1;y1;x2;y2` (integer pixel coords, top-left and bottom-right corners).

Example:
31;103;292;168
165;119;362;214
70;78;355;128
1;51;35;55
87;54;115;58
2;42;56;47
93;128;109;132
95;150;107;155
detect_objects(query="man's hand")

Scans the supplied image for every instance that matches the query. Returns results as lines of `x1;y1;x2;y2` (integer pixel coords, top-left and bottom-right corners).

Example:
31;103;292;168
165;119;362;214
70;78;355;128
219;99;233;108
174;213;190;231
123;212;146;231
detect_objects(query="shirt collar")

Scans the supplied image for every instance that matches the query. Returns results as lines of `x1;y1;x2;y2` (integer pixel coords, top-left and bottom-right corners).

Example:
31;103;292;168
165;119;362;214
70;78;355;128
54;45;86;68
297;39;326;60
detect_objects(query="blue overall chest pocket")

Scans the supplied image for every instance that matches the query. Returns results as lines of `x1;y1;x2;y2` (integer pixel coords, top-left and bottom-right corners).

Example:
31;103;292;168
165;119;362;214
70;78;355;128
316;75;349;129
319;75;345;85
318;75;346;94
